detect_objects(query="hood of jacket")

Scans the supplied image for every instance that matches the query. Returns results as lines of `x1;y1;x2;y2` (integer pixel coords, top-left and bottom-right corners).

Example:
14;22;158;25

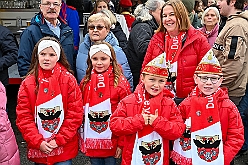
131;15;158;30
227;10;248;21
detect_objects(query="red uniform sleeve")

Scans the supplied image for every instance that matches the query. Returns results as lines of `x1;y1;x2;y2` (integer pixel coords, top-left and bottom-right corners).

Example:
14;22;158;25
151;100;186;140
110;98;145;136
223;104;244;165
16;81;44;149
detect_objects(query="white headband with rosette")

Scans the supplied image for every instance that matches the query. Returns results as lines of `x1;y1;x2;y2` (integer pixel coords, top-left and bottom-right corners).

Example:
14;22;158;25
38;40;60;60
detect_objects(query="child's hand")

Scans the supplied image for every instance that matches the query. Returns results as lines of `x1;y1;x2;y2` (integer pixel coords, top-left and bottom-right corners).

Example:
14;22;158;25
114;147;122;158
48;139;58;149
142;113;150;125
149;109;158;125
40;141;53;154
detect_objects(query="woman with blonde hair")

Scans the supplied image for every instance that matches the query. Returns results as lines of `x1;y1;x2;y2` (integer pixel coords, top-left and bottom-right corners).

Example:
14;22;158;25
142;0;210;103
76;13;133;91
16;36;83;165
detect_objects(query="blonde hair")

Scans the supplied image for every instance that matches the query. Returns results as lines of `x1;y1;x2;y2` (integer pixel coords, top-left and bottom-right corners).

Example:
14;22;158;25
99;9;117;26
156;0;191;33
82;41;123;90
87;13;111;30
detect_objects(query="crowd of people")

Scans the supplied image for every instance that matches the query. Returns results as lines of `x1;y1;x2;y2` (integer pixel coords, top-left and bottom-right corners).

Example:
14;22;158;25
0;0;248;164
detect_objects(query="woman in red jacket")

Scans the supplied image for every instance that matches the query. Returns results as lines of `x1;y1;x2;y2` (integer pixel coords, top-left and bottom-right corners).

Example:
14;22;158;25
16;36;83;165
79;41;131;165
142;0;211;102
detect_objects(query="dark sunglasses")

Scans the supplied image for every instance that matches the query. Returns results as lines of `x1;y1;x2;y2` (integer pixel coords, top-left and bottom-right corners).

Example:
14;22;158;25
88;25;106;31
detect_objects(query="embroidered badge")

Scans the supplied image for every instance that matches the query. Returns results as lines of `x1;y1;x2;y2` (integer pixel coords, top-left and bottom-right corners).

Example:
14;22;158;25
88;110;110;133
193;135;221;162
139;139;162;165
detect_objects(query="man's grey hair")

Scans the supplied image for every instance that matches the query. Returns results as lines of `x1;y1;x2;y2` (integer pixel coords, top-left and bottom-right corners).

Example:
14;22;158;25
145;0;165;12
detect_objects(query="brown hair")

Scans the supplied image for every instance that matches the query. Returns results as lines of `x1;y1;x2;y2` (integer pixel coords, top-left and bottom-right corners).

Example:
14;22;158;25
90;0;110;15
156;0;191;33
26;36;73;93
82;41;123;90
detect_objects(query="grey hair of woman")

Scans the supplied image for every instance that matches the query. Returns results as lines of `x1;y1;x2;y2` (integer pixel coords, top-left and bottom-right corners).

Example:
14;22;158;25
134;4;152;21
145;0;165;11
201;7;220;25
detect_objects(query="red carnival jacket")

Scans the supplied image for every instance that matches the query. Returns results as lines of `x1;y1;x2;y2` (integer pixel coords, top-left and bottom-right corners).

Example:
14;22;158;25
110;84;185;165
142;26;211;98
179;88;244;165
80;74;131;157
16;67;83;165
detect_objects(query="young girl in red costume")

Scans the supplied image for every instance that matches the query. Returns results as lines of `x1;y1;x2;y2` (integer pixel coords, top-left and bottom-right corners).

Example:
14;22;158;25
79;41;131;165
16;36;83;165
110;53;185;165
171;49;244;165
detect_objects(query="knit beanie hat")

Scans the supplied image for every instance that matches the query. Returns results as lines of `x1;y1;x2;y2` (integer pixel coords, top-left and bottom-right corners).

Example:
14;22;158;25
181;0;195;13
119;0;132;8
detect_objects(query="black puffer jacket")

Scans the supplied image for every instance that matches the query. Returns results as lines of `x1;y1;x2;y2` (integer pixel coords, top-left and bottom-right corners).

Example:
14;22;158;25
126;16;158;89
0;25;18;86
111;21;128;55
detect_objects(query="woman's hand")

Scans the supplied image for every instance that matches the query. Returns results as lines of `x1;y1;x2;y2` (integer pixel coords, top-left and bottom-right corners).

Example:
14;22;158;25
40;141;53;154
114;147;122;158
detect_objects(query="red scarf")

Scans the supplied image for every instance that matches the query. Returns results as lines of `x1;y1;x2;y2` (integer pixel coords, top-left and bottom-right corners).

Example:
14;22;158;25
29;63;65;158
79;66;113;152
165;31;186;64
131;83;164;164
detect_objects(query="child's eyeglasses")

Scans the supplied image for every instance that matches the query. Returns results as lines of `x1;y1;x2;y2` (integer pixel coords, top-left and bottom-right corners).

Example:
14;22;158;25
197;75;222;84
88;25;106;31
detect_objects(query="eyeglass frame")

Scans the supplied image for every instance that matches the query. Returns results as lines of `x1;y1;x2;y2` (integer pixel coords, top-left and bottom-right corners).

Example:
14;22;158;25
88;25;106;31
41;1;61;8
196;75;222;84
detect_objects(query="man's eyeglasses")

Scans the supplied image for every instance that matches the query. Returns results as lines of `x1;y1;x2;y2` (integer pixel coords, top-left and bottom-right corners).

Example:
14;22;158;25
88;25;106;31
197;75;222;84
41;2;61;8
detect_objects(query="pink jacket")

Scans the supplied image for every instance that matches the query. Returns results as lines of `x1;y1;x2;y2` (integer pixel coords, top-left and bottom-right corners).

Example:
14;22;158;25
0;82;20;165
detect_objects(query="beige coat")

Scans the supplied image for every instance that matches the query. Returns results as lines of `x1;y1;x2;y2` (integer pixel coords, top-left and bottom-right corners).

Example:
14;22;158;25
213;10;248;97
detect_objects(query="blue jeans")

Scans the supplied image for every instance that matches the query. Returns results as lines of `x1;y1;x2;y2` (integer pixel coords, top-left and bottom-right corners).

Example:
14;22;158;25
238;84;248;151
34;159;72;165
90;156;116;165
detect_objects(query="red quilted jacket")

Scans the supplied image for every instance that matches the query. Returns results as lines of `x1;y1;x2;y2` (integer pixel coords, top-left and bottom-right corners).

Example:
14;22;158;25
80;74;131;157
110;84;185;165
179;88;244;165
16;66;83;165
142;26;211;98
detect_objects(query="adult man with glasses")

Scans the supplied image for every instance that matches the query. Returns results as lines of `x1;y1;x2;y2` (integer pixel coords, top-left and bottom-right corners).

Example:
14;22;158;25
17;0;76;77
